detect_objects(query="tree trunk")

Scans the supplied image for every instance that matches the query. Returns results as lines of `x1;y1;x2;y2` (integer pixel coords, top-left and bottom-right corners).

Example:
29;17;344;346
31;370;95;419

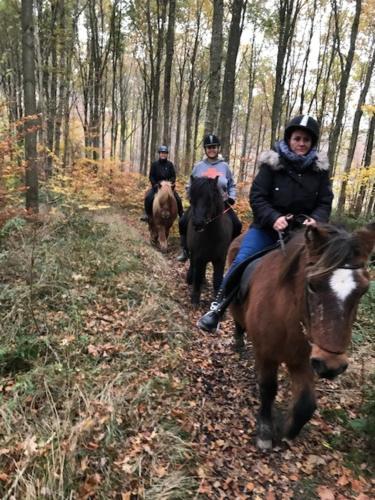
22;0;39;212
337;41;375;212
218;0;247;159
205;0;224;135
327;0;362;176
184;5;202;173
354;113;375;217
163;0;176;145
270;0;301;146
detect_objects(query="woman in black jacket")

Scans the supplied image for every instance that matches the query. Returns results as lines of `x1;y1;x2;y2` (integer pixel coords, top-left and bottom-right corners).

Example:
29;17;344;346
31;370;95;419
197;115;334;332
141;145;183;222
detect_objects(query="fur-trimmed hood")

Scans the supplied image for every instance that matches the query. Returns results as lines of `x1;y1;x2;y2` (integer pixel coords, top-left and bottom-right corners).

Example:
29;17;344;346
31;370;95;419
257;149;329;172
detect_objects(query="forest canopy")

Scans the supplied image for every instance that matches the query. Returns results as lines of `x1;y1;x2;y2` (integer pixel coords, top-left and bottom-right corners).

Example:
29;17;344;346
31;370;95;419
0;0;374;215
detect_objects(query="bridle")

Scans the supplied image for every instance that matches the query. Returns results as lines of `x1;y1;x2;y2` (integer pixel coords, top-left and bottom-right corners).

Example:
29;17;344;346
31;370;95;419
194;205;233;232
301;262;366;354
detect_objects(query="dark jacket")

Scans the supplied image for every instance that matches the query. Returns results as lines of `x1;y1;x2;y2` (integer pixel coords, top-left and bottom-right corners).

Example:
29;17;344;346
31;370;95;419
149;159;176;186
250;150;333;229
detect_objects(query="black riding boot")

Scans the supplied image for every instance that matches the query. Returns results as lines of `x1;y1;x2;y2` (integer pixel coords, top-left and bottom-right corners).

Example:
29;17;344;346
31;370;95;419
177;234;189;262
197;288;228;332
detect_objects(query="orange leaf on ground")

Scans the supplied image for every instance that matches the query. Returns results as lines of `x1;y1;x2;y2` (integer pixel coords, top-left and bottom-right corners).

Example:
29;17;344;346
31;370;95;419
317;485;336;500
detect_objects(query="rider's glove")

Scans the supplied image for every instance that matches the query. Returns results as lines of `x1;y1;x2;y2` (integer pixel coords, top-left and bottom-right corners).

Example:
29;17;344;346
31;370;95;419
227;197;235;205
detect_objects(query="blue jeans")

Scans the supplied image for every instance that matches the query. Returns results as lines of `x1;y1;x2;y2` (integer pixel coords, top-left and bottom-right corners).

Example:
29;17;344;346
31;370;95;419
221;227;278;288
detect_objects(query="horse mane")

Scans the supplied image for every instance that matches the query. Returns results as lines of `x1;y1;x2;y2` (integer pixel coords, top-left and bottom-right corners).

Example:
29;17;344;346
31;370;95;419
278;231;306;284
306;224;358;278
279;224;359;284
189;177;223;214
153;181;174;213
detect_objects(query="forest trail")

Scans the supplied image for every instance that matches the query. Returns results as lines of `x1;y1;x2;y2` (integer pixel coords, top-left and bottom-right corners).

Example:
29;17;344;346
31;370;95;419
99;207;374;500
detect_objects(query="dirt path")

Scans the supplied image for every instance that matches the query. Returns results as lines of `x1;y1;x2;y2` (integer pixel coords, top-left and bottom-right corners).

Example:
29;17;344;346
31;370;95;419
122;209;373;499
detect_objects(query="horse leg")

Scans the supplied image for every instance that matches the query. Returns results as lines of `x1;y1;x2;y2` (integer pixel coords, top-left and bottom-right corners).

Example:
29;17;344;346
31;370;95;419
191;260;205;305
283;365;316;440
149;221;158;247
256;360;278;450
186;262;193;285
233;321;245;353
159;226;167;253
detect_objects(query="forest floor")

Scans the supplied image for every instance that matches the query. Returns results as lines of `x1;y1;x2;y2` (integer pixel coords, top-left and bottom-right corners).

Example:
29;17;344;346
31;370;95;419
0;178;374;499
120;204;375;500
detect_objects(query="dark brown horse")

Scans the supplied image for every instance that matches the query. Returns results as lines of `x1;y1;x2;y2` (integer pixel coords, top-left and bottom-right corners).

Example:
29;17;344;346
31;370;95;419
228;222;375;450
149;181;178;252
187;176;233;305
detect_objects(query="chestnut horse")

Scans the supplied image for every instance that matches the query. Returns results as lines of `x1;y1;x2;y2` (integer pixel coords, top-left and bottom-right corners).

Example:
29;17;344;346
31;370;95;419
228;222;375;450
149;181;178;252
187;176;233;305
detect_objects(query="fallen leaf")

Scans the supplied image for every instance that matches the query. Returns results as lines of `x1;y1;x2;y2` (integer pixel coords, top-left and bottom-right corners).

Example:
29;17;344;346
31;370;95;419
317;485;336;500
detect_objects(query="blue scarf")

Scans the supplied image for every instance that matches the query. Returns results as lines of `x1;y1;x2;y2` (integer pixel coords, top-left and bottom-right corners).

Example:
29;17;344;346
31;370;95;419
276;140;317;170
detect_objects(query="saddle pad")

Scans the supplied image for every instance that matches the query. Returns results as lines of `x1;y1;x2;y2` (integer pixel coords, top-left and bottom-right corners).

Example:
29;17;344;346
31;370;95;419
237;257;262;304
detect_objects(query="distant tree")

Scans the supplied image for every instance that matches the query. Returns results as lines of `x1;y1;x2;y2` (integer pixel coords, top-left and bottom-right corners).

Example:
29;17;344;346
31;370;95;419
22;0;39;212
218;0;247;159
337;41;375;212
327;0;362;175
205;0;224;135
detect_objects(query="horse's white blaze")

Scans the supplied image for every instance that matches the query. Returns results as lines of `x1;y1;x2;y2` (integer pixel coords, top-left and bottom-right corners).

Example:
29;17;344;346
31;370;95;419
330;269;356;302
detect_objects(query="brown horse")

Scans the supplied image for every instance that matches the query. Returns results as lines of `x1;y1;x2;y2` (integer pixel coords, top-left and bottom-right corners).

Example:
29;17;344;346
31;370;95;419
228;222;375;450
149;181;178;252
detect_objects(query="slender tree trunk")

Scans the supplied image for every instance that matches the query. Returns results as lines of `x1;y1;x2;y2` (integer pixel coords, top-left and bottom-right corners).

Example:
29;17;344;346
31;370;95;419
327;0;362;176
299;0;316;114
355;113;375;217
218;0;247;159
205;0;224;135
163;0;176;145
22;0;39;212
270;0;301;146
184;5;202;173
239;37;256;182
337;42;375;212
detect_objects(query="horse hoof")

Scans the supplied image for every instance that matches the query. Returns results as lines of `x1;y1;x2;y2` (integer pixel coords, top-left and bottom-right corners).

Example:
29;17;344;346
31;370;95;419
256;437;273;451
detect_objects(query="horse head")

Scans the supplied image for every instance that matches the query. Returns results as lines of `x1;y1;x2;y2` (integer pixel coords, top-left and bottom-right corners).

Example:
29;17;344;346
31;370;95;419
303;222;375;379
189;176;224;231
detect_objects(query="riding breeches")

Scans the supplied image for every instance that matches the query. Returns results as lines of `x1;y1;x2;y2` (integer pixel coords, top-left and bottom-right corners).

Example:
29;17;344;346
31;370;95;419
144;187;183;217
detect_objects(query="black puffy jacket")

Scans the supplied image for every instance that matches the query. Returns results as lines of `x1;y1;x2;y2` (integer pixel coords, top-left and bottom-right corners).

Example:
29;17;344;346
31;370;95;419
149;159;176;186
250;150;333;229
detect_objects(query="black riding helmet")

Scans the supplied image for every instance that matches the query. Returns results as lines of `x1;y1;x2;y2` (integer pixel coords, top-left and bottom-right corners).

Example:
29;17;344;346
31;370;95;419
284;115;320;147
203;134;220;147
158;145;169;153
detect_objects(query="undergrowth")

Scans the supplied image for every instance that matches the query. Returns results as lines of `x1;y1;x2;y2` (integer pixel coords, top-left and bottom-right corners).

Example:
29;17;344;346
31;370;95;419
0;204;197;498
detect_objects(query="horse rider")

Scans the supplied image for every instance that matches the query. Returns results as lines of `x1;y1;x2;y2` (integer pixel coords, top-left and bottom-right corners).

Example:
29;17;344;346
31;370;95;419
176;134;243;262
197;115;334;332
141;145;183;223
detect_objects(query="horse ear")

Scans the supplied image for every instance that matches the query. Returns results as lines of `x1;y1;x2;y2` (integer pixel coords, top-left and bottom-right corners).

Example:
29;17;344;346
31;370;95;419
305;224;331;256
353;222;375;261
214;175;219;185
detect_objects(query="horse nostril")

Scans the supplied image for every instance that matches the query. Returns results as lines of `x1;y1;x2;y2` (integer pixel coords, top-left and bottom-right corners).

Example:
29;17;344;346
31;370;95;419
311;357;326;376
311;358;349;379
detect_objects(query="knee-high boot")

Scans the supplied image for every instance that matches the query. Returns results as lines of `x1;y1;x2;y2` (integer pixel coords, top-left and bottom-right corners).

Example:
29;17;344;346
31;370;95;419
197;286;236;332
177;234;189;262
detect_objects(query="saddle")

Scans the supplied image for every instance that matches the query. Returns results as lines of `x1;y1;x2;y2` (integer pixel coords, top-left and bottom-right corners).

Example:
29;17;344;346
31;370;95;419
226;243;280;305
